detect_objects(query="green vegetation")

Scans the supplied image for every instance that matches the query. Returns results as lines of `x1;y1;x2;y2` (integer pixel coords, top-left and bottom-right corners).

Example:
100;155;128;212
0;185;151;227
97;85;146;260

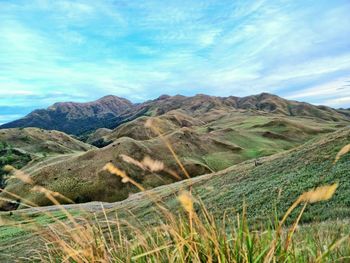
90;138;113;148
82;128;348;229
0;127;94;156
0;128;348;262
0;141;31;188
0;94;349;261
8;198;349;262
0;209;81;260
0;128;94;209
0;111;346;210
203;151;241;171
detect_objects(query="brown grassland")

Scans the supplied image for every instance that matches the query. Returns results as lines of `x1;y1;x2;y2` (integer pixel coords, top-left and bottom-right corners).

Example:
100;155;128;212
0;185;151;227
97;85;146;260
0;123;349;262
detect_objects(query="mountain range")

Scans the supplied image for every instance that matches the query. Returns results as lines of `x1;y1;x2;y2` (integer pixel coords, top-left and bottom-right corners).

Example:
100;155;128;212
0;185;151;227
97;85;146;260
0;92;349;210
0;95;132;135
1;93;349;136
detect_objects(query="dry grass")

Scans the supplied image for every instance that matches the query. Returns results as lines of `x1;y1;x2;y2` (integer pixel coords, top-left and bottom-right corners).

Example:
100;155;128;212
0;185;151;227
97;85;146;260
9;180;346;263
0;124;349;262
334;144;350;163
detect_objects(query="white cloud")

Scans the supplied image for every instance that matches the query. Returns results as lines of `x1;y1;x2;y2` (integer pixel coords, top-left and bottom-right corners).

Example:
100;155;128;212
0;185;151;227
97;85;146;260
285;78;350;100
0;0;350;112
324;97;350;108
267;54;350;81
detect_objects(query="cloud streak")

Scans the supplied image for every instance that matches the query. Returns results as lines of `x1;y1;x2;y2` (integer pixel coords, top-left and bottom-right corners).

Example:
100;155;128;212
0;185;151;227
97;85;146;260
0;0;349;122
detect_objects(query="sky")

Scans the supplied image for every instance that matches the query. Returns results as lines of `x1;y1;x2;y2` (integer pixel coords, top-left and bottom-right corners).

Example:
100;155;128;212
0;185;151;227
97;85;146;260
0;0;350;124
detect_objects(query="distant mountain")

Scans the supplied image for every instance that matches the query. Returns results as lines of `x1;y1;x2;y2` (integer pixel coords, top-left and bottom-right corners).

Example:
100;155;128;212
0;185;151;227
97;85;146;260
1;93;349;136
1;103;348;209
114;93;350;124
0;95;133;135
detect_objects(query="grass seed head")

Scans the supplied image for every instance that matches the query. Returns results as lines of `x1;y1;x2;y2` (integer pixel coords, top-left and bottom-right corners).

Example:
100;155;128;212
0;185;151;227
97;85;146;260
142;156;164;172
5;166;33;185
178;191;194;214
3;165;15;173
120;154;146;170
15;171;34;185
144;118;154;128
334;144;350;163
103;163;127;178
300;183;338;203
121;177;130;183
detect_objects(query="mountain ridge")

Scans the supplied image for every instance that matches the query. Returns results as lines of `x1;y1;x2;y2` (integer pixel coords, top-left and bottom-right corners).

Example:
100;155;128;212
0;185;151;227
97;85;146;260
0;104;347;209
1;95;133;135
1;92;349;136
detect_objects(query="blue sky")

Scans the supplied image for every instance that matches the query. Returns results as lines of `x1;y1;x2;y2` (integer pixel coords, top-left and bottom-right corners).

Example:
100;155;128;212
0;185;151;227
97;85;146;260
0;0;350;124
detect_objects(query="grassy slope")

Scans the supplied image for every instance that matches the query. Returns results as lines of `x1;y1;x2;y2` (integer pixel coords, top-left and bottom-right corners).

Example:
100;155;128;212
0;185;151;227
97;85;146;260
125;127;350;224
0;127;349;261
0;127;94;155
111;110;343;172
1;111;344;209
0;128;95;192
193;128;350;223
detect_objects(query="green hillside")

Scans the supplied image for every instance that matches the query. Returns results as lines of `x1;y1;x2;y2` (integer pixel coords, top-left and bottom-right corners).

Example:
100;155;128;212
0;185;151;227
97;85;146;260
0;111;345;210
0;128;349;261
0;128;94;190
90;127;349;225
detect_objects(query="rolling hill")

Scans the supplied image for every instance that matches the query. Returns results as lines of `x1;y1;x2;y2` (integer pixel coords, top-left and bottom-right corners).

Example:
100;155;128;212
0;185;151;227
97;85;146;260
0;127;349;261
0;127;94;155
0;106;347;210
0;128;95;198
0;93;349;211
77;127;350;224
105;127;350;226
1;93;349;137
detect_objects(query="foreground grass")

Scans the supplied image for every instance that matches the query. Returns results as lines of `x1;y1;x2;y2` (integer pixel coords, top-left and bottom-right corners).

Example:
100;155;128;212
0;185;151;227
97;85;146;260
0;128;349;262
2;190;349;262
1;166;348;262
